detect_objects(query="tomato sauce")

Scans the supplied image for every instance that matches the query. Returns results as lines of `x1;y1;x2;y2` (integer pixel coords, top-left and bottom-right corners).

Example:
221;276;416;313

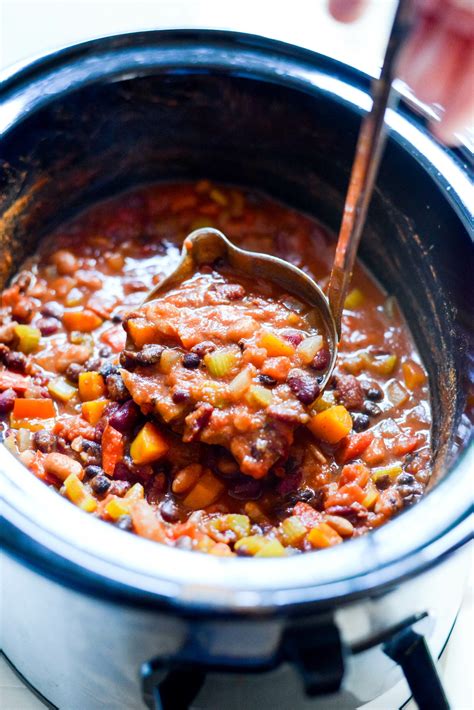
0;181;431;556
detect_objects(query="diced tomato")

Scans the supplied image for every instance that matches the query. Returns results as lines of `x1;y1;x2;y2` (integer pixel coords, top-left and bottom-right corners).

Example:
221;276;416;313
130;500;168;542
362;437;387;466
100;325;127;353
390;434;424;456
324;483;366;509
293;501;321;527
337;431;374;464
0;370;30;393
339;463;370;488
102;422;124;476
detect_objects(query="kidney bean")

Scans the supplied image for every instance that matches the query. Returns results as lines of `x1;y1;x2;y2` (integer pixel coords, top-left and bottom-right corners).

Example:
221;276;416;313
257;374;277;387
108;480;131;497
33;430;57;453
0;388;16;414
281;329;305;348
109;400;139;433
287;368;320;404
65;363;84;383
228;477;262;500
4;350;27;373
41;301;64;319
334;374;364;410
172;389;191;404
311;347;330;371
37;317;59;336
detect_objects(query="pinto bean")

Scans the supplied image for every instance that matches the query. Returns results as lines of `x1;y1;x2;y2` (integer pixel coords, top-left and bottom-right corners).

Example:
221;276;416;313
44;452;83;482
52;249;78;275
172;464;202;494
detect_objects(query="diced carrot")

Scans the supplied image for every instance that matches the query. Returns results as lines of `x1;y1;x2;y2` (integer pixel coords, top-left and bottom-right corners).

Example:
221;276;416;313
402;360;426;390
78;372;106;401
0;370;30;393
63;309;103;332
362;437;387;466
337;431;374;464
390;434;424;456
307;522;342;548
102;422;124;476
100;325;127;353
130;422;169;465
307;405;352;444
183;470;225;509
127;319;158;348
339;463;370;488
324;483;366;508
259;331;295;357
13;398;56;419
362;479;379;509
293;501;321;528
130;499;168;542
82;399;109;425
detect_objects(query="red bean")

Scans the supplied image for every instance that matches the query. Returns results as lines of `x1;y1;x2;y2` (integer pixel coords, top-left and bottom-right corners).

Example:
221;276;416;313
311;347;330;371
37;317;60;336
0;388;16;414
108;400;139;433
287;368;320;404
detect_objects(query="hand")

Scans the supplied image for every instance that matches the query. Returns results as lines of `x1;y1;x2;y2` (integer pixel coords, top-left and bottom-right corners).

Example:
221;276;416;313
329;0;474;144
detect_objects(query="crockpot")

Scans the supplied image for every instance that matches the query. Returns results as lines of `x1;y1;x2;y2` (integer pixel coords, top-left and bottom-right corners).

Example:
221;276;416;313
1;30;472;710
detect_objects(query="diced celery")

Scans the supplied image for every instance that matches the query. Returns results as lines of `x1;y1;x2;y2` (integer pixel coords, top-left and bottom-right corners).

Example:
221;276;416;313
255;538;286;557
64;473;97;512
48;377;77;402
246;384;273;408
16;428;32;452
312;390;336;413
296;334;323;364
159;349;182;374
106;497;130;520
65;287;84;307
208;514;251;541
228;367;253;398
14;325;41;354
372;463;403;481
368;354;398;376
204;348;240;377
125;482;145;501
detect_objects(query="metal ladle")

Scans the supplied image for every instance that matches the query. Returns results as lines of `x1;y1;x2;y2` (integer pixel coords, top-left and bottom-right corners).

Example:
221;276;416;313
137;0;412;395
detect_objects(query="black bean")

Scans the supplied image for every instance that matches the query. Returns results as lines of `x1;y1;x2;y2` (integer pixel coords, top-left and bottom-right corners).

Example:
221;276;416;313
365;385;384;402
396;472;416;486
172;389;191;404
183;352;201;369
37;317;59;336
111;312;123;324
362;401;381;417
100;363;120;379
287;368;320;404
99;346;112;358
287;488;315;505
90;475;111;495
0;388;16;414
311;347;331;371
121;344;163;368
41;301;63;319
375;475;392;491
115;515;133;531
65;363;84;383
84;464;103;480
4;350;27;373
160;497;181;523
351;413;371;432
105;373;129;402
257;374;277;387
81;440;102;465
32;430;56;453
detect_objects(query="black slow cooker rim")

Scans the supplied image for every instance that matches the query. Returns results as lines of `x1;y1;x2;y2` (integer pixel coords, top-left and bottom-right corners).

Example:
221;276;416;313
1;29;472;616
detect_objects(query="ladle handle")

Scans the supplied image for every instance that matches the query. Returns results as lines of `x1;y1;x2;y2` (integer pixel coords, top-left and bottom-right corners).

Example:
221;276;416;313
327;0;413;335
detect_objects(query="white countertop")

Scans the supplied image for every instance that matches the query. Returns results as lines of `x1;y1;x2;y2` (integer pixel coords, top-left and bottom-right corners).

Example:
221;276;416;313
1;2;472;708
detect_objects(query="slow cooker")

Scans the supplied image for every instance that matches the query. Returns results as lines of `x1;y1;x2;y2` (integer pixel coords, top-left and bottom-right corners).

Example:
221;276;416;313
1;30;472;710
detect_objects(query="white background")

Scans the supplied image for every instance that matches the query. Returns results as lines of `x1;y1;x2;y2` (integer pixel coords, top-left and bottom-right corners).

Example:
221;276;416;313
1;1;472;708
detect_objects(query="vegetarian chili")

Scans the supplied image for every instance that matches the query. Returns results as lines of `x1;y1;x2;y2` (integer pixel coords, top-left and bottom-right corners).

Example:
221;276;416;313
0;181;431;556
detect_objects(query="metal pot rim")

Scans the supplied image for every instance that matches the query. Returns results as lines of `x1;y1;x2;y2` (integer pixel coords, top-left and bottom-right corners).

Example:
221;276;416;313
1;29;472;615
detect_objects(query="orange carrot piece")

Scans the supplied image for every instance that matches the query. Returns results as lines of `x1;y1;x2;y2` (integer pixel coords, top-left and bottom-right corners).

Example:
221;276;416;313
339;463;370;488
307;405;353;444
131;499;168;542
13;398;56;419
307;522;342;548
63;309;103;332
102;422;124;476
127;319;158;348
324;483;366;509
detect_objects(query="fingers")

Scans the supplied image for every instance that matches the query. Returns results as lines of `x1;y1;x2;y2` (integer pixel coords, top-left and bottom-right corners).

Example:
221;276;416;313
328;0;369;23
430;41;474;143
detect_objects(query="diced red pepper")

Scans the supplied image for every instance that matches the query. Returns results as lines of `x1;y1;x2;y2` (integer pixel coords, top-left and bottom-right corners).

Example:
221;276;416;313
325;483;366;509
100;325;127;353
362;437;387;466
390;434;424;456
102;422;124;476
339;463;370;488
0;370;30;393
337;431;374;464
293;501;321;527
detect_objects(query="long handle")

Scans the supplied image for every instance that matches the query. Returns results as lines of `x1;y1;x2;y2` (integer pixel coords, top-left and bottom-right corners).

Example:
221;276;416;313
327;0;413;334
